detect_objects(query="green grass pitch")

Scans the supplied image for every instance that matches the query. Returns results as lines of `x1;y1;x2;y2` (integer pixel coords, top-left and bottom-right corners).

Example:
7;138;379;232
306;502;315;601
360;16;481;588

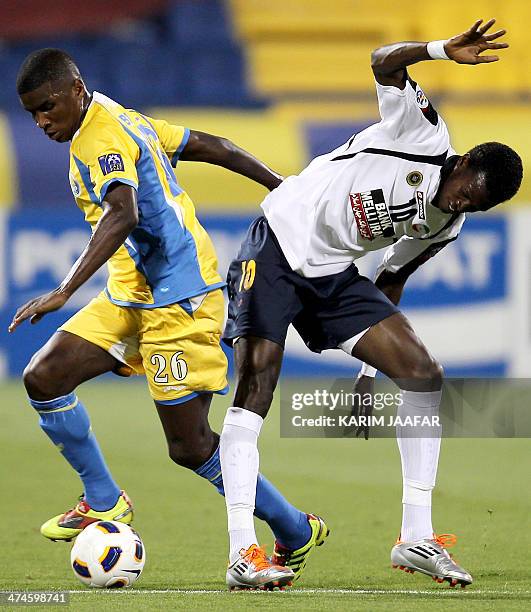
1;379;529;611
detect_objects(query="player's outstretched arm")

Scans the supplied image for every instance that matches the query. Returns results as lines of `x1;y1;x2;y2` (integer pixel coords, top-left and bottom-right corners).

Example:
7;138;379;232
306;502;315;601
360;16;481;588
8;184;138;332
372;18;508;88
180;130;283;191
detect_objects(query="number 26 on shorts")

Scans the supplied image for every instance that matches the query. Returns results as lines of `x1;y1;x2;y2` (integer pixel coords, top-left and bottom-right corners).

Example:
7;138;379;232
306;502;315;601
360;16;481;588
151;351;188;383
239;259;256;291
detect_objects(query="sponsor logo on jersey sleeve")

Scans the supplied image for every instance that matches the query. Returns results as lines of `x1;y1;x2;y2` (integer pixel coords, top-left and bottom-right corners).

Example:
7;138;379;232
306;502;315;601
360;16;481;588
98;153;125;175
349;189;394;241
412;191;429;235
416;191;426;220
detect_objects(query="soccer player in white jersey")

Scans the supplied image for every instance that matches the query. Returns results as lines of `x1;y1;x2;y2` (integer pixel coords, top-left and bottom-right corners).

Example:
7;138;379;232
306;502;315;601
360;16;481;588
221;19;523;588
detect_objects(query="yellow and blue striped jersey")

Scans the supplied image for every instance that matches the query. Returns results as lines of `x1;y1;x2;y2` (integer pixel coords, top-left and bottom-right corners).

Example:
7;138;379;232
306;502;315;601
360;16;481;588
68;91;224;308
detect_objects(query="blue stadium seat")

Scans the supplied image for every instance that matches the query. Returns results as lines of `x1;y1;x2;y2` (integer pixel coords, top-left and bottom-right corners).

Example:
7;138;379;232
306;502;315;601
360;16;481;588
62;36;109;95
0;50;21;110
97;38;189;108
166;0;234;48
0;2;258;110
0;36;108;108
0;43;45;110
185;44;251;105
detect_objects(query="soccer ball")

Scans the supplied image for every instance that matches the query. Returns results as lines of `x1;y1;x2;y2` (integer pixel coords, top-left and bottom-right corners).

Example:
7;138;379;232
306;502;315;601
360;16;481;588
70;521;146;588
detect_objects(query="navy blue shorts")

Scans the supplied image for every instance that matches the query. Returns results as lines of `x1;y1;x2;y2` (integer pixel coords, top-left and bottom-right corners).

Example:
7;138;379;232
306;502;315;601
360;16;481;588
223;217;398;353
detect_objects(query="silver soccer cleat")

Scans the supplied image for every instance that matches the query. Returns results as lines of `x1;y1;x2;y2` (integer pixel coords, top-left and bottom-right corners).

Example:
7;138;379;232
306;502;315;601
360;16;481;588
391;535;473;588
226;544;294;590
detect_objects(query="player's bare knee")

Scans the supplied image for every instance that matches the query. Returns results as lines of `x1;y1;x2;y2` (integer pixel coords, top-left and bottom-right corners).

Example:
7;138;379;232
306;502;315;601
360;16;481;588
431;359;444;385
232;339;282;413
23;350;71;400
168;438;211;470
421;356;443;385
240;370;276;398
235;360;277;412
405;354;443;389
23;355;52;399
240;354;276;382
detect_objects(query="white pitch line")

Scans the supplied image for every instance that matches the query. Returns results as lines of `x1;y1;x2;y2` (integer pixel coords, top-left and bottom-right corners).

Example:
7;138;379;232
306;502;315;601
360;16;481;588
64;589;529;595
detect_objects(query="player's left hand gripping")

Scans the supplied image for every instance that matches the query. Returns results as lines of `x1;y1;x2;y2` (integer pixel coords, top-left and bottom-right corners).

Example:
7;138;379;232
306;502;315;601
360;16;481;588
345;374;374;440
445;18;509;64
9;290;69;332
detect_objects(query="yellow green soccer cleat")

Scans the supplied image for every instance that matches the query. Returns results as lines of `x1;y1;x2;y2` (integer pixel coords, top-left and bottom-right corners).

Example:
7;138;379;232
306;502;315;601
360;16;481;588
272;514;330;581
40;491;133;542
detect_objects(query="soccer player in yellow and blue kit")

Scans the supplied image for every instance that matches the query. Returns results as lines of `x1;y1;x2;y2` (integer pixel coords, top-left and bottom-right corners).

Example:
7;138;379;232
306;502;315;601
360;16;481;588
10;49;322;587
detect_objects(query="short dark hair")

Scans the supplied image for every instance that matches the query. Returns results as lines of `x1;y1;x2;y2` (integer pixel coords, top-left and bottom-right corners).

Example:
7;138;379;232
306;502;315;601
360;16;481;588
16;48;80;96
467;142;523;206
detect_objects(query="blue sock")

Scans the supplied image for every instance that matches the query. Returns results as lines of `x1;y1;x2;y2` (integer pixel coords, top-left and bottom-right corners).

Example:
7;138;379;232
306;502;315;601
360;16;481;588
30;393;121;511
195;446;311;550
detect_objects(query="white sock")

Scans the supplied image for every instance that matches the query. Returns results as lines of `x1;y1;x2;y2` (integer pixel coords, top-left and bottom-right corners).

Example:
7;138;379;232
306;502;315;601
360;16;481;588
220;406;263;563
396;389;442;542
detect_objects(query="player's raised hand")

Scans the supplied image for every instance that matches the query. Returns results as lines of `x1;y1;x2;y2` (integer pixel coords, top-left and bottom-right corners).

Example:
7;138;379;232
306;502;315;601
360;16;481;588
444;19;509;64
8;290;69;333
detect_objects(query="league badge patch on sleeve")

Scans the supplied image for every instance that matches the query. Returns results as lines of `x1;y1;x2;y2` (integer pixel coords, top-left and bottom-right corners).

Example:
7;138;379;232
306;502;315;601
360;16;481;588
416;88;429;109
414;84;439;126
98;153;125;175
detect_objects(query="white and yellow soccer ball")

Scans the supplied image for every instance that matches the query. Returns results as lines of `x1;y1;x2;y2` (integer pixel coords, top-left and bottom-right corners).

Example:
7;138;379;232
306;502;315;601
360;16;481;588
70;521;146;588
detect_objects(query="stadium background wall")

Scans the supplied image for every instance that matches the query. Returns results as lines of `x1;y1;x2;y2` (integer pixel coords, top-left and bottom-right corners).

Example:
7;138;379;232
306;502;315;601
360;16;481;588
0;0;529;381
1;209;530;378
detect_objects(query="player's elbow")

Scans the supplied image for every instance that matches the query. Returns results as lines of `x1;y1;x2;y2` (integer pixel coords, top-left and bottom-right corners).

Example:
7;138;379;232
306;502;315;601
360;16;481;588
371;47;386;74
202;136;238;165
113;205;138;234
124;206;139;231
216;136;237;158
105;200;139;232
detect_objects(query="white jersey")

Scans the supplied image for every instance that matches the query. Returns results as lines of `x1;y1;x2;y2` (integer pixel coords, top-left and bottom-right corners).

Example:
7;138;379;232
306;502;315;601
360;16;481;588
262;75;465;278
